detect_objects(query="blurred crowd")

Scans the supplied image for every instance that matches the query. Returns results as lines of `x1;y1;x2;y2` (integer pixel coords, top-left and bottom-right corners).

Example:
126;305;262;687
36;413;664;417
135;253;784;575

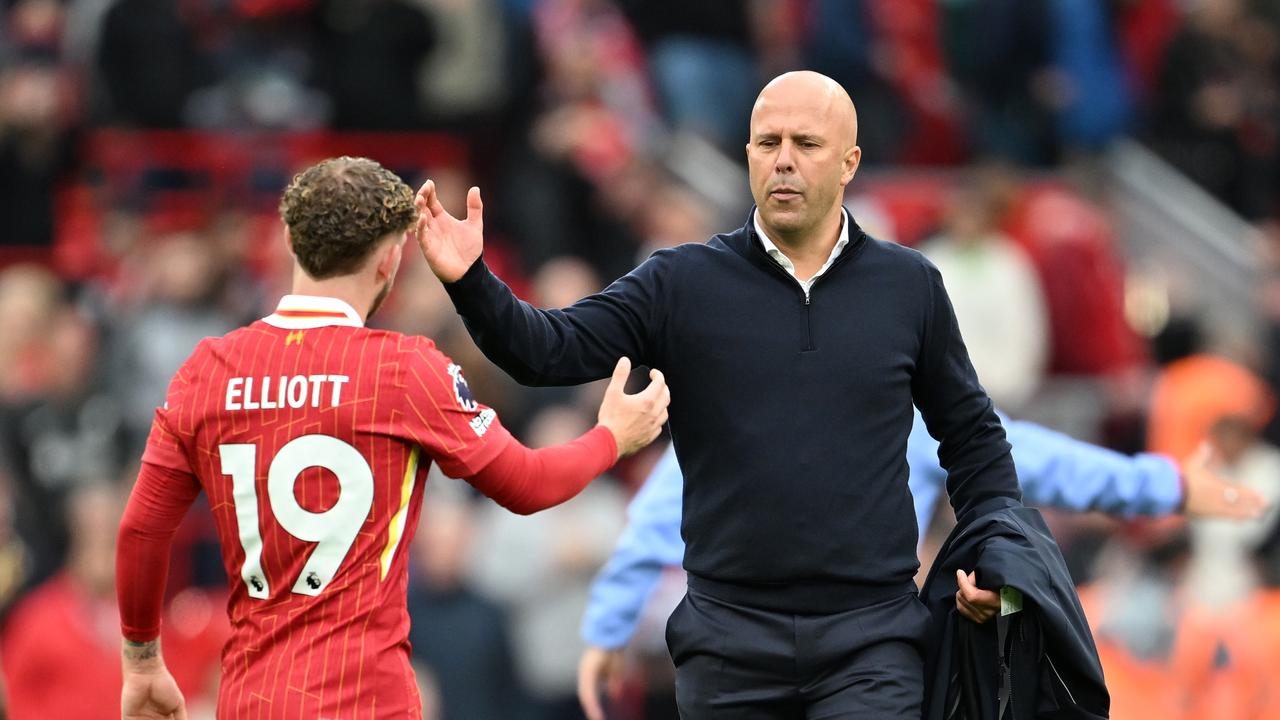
2;0;1280;719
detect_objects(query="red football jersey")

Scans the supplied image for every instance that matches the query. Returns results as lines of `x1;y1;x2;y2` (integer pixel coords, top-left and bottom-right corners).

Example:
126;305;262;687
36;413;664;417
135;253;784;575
141;295;513;719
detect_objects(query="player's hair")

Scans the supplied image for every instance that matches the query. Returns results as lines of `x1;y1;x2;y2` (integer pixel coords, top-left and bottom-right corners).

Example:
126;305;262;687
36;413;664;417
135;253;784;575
279;157;418;279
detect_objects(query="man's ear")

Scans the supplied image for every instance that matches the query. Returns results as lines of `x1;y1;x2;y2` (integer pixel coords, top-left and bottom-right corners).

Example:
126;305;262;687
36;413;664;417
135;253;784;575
841;145;862;187
375;237;403;281
283;227;297;257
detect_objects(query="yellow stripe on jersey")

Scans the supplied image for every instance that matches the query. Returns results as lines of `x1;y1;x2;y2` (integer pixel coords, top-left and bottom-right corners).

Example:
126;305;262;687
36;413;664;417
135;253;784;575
380;446;420;580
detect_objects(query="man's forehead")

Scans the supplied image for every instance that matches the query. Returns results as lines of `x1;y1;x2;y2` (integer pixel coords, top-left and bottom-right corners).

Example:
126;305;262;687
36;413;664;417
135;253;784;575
751;72;856;143
750;101;833;136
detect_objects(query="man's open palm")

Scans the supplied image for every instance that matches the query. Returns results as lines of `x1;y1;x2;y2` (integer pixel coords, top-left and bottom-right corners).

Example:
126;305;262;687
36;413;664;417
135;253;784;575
414;180;485;283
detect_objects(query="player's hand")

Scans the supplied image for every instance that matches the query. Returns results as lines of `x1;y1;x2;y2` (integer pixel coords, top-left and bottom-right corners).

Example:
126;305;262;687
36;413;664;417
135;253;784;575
413;179;484;283
955;570;999;624
577;645;625;720
597;357;669;459
1182;443;1266;520
122;665;188;720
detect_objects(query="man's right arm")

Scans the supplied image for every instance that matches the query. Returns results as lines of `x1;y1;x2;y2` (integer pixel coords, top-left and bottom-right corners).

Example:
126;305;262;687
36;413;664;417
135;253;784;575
444;255;669;386
415;179;667;386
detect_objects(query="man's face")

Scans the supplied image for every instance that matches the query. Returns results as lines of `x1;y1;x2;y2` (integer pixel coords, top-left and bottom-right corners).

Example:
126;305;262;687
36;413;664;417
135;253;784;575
746;82;858;239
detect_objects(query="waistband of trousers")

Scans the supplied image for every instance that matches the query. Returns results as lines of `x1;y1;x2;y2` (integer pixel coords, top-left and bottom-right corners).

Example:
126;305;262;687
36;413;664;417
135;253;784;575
686;573;918;615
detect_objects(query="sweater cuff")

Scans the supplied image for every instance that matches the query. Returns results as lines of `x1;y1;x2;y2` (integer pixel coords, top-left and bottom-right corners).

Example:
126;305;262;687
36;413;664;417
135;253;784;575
444;256;492;295
443;256;504;320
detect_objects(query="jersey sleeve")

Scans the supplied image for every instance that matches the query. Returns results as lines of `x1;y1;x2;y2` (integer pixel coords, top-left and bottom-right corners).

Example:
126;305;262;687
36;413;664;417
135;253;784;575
393;337;513;478
140;350;198;474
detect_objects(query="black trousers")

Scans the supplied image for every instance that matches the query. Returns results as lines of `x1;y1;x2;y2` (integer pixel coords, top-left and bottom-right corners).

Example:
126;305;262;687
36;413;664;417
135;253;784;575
666;587;931;719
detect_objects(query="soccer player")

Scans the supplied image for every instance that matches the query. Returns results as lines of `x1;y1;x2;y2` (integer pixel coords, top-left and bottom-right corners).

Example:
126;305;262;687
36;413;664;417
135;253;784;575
115;157;670;720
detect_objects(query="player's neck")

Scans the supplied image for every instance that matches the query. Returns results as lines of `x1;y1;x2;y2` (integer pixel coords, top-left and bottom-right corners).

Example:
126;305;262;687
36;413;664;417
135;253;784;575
290;267;373;325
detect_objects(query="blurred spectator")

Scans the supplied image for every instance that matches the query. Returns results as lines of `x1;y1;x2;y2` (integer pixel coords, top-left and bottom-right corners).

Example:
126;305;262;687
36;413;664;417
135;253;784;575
1146;0;1280;219
635;182;713;260
1045;0;1135;153
468;405;626;720
182;3;329;130
1079;540;1186;720
494;0;657;280
0;307;127;590
104;232;251;447
0;55;78;249
382;256;459;339
1004;182;1147;377
0;471;29;619
413;0;514;129
942;0;1058;164
859;0;968;165
96;0;208;127
920;183;1049;412
0;264;61;400
801;0;911;165
532;256;601;310
408;482;526;719
1184;416;1280;608
1257;220;1280;448
618;0;761;152
0;484;226;719
1147;354;1274;463
310;0;436;129
1116;0;1181;105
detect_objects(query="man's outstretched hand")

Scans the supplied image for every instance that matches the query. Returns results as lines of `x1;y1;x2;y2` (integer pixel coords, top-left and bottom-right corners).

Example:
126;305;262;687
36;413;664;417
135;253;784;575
1182;443;1267;520
414;179;485;283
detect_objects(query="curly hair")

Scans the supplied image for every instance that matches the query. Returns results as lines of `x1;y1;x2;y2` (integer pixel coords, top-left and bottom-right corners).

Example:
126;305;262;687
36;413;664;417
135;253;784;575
279;157;418;279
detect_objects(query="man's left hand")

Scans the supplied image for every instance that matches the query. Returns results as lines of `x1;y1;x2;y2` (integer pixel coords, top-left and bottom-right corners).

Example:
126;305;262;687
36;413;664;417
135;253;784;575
955;569;999;623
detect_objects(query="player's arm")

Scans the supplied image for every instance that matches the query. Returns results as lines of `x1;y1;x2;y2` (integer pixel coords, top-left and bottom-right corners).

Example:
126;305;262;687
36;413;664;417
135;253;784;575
464;358;669;514
116;361;200;720
414;180;668;386
117;462;199;720
578;444;686;720
906;403;1266;520
1008;420;1265;519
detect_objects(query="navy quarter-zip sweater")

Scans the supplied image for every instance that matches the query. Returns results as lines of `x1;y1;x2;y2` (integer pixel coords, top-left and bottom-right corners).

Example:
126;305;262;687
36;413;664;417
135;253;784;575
445;211;1021;613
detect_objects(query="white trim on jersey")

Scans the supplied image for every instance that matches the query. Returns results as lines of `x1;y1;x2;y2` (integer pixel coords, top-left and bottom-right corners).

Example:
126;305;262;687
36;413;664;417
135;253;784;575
262;294;364;329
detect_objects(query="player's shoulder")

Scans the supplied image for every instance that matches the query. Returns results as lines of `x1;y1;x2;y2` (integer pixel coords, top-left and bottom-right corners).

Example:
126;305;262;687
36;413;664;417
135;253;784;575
368;330;457;377
377;329;440;358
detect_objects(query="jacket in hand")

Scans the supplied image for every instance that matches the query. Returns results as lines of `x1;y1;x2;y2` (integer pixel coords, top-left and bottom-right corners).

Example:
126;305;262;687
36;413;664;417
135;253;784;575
921;497;1109;719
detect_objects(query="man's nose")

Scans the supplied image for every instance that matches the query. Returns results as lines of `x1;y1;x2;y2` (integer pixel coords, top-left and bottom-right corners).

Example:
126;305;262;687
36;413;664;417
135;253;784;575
775;142;796;174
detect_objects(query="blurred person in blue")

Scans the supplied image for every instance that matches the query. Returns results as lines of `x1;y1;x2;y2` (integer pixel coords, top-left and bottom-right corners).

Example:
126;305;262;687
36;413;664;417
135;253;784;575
576;410;1266;719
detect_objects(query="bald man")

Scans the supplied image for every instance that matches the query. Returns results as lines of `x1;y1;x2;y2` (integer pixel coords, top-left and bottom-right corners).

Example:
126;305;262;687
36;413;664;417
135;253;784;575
416;72;1020;717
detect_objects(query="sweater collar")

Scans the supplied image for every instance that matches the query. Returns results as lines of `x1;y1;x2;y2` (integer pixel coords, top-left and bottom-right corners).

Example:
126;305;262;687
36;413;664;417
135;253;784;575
735;205;867;263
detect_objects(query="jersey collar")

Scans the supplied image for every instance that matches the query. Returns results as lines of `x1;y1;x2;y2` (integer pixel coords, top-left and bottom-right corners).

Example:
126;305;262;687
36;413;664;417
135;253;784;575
263;295;364;329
